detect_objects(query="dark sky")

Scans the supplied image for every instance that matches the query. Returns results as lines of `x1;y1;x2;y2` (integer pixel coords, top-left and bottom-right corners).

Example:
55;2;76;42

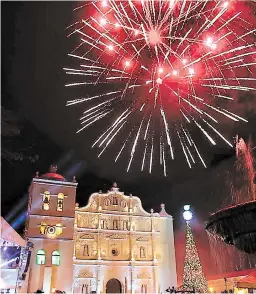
2;1;256;278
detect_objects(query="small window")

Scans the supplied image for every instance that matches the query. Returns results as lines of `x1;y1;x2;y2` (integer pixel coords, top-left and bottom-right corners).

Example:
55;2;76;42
36;249;46;265
55;224;63;236
123;220;129;230
42;191;50;210
113;220;118;230
83;244;89;256
40;222;47;235
140;247;146;258
52;250;60;266
141;285;147;293
112;196;118;205
57;193;64;212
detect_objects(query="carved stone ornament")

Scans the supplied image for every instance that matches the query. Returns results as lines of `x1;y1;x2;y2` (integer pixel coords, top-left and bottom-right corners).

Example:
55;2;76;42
78;271;94;279
80;234;95;240
90;199;97;209
137;272;150;279
136;236;149;242
107;234;126;240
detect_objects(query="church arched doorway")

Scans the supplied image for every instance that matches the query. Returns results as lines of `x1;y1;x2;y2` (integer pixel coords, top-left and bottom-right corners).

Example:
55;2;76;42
106;278;122;293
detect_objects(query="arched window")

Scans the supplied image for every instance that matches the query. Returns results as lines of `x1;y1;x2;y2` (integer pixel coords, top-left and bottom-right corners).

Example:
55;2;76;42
141;285;147;293
55;224;63;236
123;220;129;230
140;246;146;258
40;222;47;235
112;196;118;205
83;244;89;256
36;249;46;265
42;191;50;210
113;220;118;230
52;250;60;266
57;193;64;212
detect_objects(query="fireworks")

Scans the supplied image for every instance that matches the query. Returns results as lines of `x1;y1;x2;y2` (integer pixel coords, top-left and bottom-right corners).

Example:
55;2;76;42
65;0;256;175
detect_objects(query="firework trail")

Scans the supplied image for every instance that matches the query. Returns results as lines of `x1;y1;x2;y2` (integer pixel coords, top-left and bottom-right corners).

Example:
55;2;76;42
65;0;256;175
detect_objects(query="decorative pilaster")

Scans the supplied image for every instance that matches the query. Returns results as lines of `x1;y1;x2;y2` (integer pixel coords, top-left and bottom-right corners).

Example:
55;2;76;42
152;265;157;294
96;265;101;294
130;265;135;294
129;195;133;261
151;209;155;261
97;206;102;260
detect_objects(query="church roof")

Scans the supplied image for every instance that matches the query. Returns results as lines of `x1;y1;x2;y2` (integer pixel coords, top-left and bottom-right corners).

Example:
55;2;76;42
39;164;66;181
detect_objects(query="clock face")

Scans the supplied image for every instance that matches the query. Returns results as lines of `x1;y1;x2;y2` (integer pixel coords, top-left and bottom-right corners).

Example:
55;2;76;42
47;226;56;235
111;249;119;256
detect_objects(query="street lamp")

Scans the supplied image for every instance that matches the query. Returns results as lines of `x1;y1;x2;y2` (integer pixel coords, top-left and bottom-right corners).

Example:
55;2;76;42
183;205;193;221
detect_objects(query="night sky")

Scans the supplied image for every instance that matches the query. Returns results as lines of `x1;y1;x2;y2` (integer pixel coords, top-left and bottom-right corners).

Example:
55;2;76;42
2;1;256;280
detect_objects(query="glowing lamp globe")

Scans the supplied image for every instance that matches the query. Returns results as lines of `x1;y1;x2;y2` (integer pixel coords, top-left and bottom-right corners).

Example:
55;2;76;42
184;205;190;211
183;210;193;221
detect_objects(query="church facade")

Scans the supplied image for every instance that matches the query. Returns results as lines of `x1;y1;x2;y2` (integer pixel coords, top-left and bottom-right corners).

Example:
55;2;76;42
25;167;177;293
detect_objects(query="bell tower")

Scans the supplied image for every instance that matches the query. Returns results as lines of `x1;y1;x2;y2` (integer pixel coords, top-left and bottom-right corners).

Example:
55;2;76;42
25;165;77;294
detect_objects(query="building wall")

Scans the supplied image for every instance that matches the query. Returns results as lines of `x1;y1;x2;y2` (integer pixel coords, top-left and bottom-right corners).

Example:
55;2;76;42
73;188;177;293
26;178;77;294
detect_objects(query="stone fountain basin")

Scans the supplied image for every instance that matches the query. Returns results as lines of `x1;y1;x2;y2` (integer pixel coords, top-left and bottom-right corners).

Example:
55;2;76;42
205;200;256;254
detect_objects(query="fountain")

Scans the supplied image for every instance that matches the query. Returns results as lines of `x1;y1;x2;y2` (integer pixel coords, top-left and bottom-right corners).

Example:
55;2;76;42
205;137;256;254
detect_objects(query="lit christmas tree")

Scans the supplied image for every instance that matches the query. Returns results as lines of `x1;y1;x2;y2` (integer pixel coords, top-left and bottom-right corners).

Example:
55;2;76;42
182;205;208;293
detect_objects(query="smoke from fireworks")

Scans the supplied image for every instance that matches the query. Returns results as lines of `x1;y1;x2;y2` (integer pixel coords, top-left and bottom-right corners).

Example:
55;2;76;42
65;0;256;175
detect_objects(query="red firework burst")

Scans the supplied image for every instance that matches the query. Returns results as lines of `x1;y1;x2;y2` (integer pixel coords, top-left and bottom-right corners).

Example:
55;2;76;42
65;0;256;175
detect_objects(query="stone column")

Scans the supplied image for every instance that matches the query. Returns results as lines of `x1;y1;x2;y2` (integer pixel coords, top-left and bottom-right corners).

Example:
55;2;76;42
130;265;135;294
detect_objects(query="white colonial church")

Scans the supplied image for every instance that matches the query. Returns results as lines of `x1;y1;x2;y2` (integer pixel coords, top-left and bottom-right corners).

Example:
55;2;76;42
24;166;177;293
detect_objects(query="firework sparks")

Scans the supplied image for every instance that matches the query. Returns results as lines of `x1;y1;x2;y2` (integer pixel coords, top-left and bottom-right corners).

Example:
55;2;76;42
65;0;256;175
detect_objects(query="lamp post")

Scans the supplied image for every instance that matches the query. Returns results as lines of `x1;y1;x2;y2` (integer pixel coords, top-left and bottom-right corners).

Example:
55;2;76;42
183;205;193;222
